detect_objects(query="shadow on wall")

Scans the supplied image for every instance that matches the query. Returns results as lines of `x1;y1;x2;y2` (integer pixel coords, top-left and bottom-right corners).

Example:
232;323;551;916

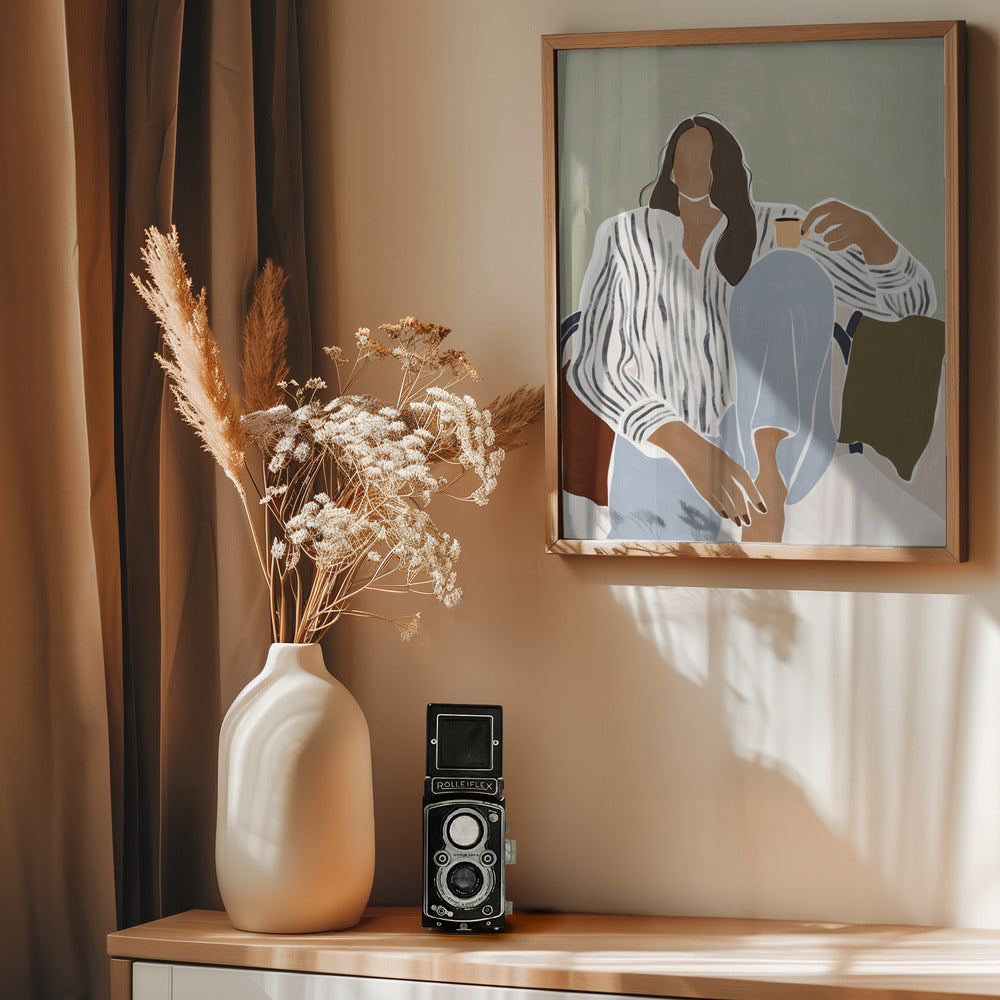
338;432;1000;930
600;585;1000;927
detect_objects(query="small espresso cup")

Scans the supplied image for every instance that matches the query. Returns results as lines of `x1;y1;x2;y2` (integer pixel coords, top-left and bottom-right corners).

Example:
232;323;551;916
774;216;803;249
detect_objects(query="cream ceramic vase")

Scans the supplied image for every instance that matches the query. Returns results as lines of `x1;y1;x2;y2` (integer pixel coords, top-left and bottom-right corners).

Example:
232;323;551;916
215;642;375;933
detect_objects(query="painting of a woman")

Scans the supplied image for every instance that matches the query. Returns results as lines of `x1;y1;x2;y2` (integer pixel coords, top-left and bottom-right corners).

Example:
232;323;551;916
563;114;937;544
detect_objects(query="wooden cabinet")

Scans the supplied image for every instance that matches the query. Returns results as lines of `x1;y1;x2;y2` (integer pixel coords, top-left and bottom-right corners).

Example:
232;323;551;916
131;962;650;1000
108;907;1000;1000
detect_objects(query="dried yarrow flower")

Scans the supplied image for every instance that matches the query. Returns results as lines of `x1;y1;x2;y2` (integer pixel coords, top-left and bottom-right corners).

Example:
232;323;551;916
394;613;421;641
323;345;348;367
134;225;542;645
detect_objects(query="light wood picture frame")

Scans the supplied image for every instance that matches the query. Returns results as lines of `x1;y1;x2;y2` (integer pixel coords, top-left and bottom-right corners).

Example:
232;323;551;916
543;22;966;561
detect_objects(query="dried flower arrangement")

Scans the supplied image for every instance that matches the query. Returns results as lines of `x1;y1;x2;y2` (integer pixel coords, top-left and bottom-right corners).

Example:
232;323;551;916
133;226;543;644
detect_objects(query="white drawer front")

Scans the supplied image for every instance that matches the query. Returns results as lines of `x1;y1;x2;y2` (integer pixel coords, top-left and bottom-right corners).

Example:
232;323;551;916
133;961;676;1000
132;962;170;1000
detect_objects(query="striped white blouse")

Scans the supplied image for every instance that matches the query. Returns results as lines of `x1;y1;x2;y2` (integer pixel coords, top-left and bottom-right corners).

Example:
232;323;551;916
565;203;936;445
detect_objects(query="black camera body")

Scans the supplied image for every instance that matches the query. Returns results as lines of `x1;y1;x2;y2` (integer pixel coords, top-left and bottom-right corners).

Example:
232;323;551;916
422;703;513;931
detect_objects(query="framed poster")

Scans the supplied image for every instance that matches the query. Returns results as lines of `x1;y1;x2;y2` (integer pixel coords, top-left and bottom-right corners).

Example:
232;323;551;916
542;22;966;560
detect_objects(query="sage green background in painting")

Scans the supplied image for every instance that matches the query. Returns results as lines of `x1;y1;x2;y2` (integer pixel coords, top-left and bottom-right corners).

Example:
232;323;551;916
557;37;946;319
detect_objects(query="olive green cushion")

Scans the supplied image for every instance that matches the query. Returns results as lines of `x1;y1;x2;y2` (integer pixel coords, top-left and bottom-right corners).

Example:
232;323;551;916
838;314;945;482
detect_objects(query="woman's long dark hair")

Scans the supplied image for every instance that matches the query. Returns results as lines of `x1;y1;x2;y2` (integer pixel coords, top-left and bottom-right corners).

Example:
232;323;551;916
644;115;756;286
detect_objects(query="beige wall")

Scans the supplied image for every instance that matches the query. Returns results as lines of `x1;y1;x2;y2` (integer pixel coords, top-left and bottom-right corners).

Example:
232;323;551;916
300;0;1000;927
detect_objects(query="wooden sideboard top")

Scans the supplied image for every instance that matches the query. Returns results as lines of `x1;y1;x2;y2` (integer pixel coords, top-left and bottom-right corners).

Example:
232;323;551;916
107;906;1000;1000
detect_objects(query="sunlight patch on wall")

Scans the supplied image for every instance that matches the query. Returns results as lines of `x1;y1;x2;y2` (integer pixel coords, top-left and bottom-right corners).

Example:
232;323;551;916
608;584;1000;926
609;585;711;686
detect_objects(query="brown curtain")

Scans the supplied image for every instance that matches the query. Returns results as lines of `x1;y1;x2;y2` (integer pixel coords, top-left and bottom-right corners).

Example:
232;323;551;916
119;0;313;927
0;2;122;997
0;1;312;996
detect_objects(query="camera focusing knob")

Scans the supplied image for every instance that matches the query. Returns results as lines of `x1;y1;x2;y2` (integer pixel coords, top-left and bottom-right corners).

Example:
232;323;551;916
504;838;517;865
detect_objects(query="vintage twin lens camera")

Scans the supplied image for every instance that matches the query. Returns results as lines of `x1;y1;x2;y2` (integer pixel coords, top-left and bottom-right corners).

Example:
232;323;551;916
422;703;515;930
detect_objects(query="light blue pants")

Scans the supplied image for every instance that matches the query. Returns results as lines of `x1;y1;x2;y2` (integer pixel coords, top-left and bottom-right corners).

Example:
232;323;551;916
608;251;837;542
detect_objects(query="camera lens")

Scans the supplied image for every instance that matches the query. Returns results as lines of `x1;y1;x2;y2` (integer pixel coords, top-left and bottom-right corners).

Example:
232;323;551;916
446;862;484;899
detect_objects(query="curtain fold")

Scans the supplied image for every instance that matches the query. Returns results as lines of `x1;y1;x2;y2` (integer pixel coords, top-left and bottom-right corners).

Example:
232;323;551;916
252;0;313;376
1;0;313;994
119;0;187;929
0;2;122;997
120;0;313;927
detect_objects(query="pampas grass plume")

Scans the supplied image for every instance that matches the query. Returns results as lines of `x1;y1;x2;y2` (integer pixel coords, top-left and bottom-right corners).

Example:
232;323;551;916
241;260;290;414
131;226;247;499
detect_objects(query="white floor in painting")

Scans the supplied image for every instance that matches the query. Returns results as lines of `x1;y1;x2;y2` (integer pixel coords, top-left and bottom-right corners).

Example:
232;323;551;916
561;450;945;548
781;450;944;547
